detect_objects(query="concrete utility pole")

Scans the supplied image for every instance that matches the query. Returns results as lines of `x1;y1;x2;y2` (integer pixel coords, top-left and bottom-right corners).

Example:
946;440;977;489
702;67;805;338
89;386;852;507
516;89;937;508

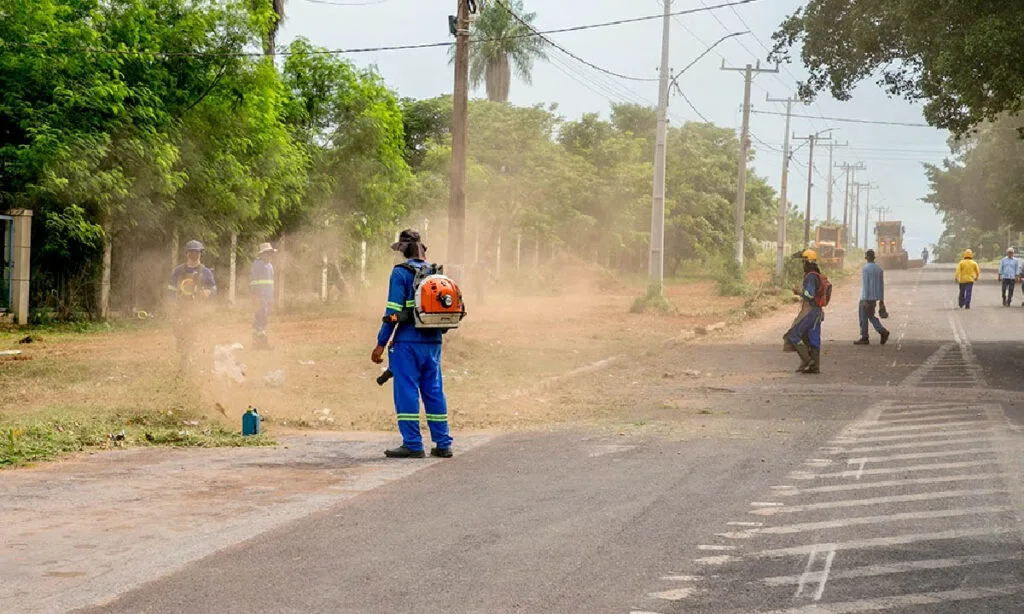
766;93;801;280
648;0;671;293
836;161;866;248
856;183;877;250
825;140;848;223
722;60;779;266
447;0;471;281
793;131;831;246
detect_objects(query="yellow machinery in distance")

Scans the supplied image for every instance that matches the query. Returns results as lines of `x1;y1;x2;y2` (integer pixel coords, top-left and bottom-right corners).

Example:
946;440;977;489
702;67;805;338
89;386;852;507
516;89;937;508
814;225;845;269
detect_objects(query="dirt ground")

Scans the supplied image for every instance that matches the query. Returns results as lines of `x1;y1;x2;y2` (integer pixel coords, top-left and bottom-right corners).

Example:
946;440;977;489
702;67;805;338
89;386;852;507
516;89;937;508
0;263;757;437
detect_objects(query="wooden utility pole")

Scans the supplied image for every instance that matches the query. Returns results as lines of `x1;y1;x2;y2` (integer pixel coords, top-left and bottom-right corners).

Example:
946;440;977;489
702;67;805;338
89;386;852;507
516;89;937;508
766;93;800;279
647;0;671;294
793;131;831;246
447;0;471;281
722;61;778;266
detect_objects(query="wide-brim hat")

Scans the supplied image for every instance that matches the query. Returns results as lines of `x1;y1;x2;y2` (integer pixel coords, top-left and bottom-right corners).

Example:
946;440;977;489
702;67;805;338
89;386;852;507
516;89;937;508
258;242;277;255
391;229;423;252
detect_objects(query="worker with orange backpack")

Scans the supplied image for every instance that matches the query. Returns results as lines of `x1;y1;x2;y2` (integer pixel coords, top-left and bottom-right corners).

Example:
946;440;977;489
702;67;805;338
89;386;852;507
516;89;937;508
784;249;831;374
371;229;465;459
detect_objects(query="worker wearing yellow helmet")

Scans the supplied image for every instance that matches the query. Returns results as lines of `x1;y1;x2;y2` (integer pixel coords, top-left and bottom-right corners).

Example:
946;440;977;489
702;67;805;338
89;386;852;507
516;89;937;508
783;249;829;374
955;248;981;309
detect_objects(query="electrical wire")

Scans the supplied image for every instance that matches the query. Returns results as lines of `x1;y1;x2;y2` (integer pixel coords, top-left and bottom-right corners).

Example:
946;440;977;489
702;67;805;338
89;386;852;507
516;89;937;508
750;110;933;128
300;0;392;5
492;0;656;82
0;0;768;60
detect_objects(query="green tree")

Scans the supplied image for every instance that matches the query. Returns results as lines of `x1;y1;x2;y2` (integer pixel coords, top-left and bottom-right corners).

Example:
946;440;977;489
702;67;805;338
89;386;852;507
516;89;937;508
771;0;1024;135
457;0;548;103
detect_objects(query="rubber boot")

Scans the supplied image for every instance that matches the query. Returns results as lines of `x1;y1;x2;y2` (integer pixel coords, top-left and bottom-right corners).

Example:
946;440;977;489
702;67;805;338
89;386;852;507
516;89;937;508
803;348;821;374
794;344;812;372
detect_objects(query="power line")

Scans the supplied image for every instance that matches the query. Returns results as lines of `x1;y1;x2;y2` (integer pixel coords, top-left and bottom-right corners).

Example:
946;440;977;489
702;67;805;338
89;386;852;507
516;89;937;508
749;110;933;128
0;0;768;60
492;0;656;82
300;0;392;5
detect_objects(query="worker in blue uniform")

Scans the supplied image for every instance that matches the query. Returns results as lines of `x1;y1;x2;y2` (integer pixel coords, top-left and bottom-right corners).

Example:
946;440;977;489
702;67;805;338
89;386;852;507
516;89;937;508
167;240;217;372
785;249;823;374
249;242;277;350
371;229;453;459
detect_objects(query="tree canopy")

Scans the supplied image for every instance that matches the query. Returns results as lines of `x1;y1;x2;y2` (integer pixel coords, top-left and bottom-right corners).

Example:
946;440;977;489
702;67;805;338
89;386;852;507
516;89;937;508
771;0;1024;135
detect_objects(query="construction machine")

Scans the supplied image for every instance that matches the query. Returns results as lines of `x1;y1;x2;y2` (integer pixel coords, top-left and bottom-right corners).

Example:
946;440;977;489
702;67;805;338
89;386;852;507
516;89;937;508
814;225;845;269
876;221;909;269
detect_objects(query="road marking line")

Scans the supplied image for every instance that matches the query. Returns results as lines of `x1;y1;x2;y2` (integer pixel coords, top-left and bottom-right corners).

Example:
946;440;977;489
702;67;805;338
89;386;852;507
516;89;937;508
757;584;1024;613
838;436;1003;454
804;459;833;467
749;488;1006;516
693;555;739;566
831;427;994;444
772;473;1008;497
844;448;996;464
718;506;1010;539
696;545;737;551
875;413;983;425
848;420;987;434
726;521;763;527
847;458;868;480
809;460;999;479
814;548;835;601
647;588;699;601
660;575;702;582
762;553;1024;586
751;527;1016;559
794;545;820;599
751;502;784;507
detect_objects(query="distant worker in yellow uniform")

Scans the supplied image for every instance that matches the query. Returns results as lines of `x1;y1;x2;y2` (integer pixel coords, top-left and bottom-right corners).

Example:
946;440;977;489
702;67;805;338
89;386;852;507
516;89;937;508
955;249;981;309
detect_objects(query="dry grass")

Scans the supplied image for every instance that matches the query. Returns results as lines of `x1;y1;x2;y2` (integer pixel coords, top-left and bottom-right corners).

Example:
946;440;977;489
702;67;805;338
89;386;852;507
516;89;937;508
0;263;753;450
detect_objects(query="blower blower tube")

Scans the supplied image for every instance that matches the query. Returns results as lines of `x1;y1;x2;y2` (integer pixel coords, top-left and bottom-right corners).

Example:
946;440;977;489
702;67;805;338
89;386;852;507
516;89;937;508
376;369;393;386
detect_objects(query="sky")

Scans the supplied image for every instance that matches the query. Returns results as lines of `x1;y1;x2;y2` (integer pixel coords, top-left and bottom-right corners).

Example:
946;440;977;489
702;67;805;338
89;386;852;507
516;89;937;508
279;0;948;256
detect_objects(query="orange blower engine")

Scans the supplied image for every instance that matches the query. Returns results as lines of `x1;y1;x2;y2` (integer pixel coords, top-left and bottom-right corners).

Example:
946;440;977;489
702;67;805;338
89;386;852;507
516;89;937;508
388;262;467;330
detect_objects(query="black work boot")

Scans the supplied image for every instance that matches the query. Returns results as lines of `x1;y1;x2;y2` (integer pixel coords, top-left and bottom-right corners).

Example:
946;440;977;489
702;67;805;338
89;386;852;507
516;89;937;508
853;338;870;345
430;447;453;458
803;348;821;374
880;330;890;345
385;445;425;459
794;345;812;372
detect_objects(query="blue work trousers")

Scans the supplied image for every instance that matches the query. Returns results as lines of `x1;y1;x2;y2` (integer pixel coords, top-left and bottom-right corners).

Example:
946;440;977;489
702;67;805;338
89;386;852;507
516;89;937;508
254;298;271;333
958;283;974;308
390;342;452;452
859;300;886;339
786;306;822;350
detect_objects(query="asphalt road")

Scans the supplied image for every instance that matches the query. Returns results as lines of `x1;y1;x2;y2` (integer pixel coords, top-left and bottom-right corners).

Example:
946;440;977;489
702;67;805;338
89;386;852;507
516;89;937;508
78;264;1024;613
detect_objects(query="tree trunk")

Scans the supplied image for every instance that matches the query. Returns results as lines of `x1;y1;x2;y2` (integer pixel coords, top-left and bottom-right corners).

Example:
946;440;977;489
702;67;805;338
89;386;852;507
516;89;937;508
495;234;502;279
100;226;112;320
276;236;285;311
229;231;237;306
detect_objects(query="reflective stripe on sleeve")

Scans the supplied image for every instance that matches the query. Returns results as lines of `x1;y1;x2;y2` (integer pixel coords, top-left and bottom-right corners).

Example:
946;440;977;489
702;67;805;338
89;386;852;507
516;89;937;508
387;301;404;311
249;280;273;286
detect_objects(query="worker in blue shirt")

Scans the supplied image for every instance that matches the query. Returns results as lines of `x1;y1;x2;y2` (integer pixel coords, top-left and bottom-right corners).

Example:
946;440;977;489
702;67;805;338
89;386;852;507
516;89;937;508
250;242;277;349
998;248;1020;307
784;250;824;374
167;240;217;372
371;229;453;459
854;249;890;345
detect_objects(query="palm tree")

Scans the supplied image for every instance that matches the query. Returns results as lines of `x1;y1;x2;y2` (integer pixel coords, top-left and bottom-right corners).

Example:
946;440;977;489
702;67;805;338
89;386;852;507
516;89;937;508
454;0;548;103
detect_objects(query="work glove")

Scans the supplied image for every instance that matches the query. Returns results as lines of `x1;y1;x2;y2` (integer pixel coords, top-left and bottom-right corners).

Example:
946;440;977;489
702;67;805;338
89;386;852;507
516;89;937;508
879;302;888;319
